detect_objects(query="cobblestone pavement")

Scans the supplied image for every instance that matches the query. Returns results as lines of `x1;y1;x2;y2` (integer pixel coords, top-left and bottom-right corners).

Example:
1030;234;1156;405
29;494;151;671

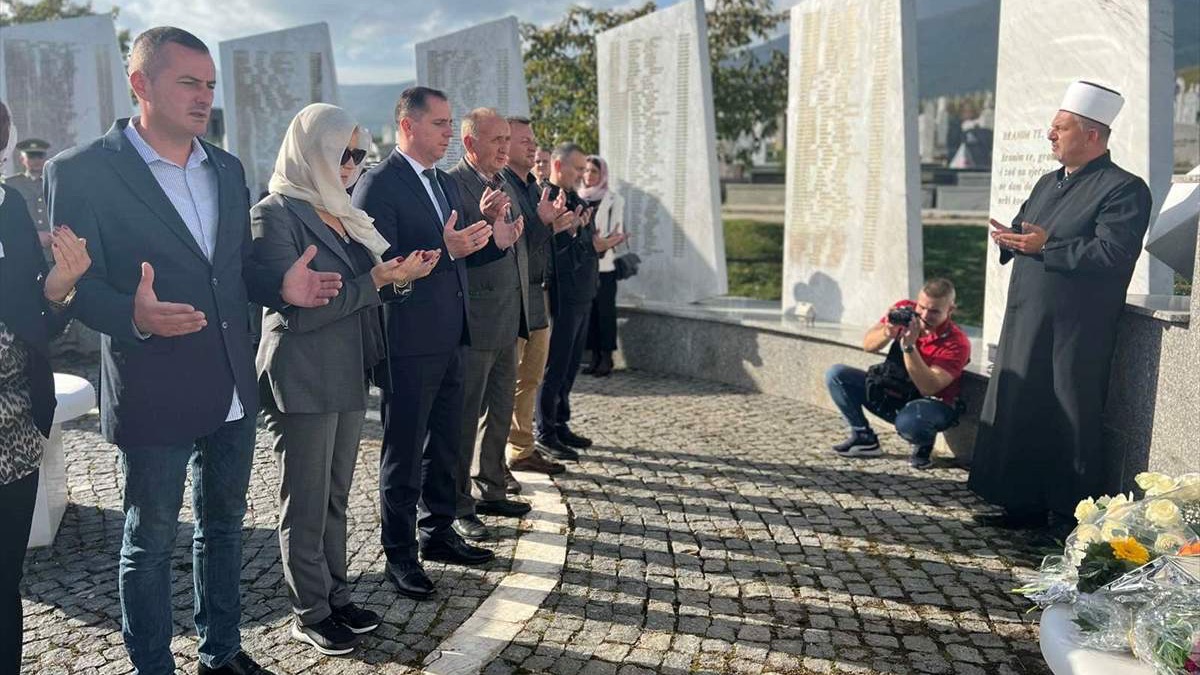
21;361;1054;674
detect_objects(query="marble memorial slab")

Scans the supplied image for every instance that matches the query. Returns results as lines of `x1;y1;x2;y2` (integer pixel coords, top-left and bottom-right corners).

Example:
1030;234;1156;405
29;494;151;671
983;0;1174;361
0;15;127;161
220;23;338;197
782;0;919;324
415;16;529;172
597;0;727;305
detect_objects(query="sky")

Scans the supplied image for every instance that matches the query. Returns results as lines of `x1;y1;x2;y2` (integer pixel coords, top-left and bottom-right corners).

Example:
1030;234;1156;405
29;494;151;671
87;0;977;86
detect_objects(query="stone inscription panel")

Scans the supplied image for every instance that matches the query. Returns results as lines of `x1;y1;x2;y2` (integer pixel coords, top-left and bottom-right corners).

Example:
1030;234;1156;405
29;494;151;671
416;17;528;171
0;15;127;157
597;0;726;306
220;24;338;197
783;0;919;325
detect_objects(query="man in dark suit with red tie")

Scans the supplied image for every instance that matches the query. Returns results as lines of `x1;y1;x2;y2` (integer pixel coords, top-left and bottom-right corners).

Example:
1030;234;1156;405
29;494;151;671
351;86;495;600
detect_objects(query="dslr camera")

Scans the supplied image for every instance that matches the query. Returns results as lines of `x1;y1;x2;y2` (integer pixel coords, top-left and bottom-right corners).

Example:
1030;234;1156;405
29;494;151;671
887;305;916;327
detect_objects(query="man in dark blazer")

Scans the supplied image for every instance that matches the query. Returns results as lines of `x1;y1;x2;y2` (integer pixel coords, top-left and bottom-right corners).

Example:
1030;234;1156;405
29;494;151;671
536;143;603;461
44;27;341;675
445;108;532;542
503;117;573;478
351;86;495;601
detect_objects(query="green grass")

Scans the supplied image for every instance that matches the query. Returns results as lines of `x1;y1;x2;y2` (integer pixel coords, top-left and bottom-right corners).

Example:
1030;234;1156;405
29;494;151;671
723;219;987;326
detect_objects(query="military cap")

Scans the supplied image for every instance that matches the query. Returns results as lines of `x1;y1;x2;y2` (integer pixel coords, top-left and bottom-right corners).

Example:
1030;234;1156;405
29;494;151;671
15;138;49;155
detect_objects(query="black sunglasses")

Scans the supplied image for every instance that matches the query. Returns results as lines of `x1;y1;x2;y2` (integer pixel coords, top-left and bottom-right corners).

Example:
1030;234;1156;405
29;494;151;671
341;148;367;166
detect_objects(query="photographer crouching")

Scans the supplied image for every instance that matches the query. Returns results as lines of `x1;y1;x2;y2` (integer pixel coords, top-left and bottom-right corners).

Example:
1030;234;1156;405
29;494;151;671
824;278;970;469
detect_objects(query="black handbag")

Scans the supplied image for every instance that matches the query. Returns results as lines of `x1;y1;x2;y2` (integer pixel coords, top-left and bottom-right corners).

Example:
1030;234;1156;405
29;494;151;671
864;341;920;423
612;252;641;281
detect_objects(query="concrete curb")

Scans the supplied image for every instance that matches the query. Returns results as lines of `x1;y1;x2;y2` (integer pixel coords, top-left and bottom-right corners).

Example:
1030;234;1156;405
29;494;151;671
421;470;569;675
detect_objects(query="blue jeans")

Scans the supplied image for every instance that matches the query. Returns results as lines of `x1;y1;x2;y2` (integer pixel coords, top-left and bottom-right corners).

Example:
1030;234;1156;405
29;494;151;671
825;364;957;448
118;414;256;674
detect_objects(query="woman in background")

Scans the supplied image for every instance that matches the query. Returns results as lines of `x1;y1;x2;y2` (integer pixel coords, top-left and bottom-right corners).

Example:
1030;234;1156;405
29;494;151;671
578;155;627;377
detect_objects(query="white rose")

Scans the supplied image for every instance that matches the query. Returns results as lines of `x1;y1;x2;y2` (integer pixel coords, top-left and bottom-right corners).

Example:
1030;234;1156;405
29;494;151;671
1176;473;1200;488
1107;493;1132;510
1074;524;1103;546
1101;519;1128;541
1153;533;1189;554
1135;472;1177;496
1074;498;1100;523
1145;499;1182;528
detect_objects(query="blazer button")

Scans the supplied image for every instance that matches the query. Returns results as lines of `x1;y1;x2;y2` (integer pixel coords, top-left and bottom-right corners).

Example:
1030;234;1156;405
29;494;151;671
221;321;229;329
211;277;219;286
457;291;463;298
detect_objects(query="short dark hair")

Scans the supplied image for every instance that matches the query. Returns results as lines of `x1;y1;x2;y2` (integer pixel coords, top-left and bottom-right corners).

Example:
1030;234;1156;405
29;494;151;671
395;86;448;124
921;278;957;302
0;102;9;152
129;27;209;80
552;142;583;162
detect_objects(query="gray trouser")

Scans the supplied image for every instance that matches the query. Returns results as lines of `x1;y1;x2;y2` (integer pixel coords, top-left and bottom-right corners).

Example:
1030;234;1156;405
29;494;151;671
263;402;365;626
457;341;518;516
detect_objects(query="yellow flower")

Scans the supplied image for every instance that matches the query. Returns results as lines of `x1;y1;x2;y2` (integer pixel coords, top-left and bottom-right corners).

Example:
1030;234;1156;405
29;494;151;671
1177;473;1200;488
1110;537;1150;565
1154;533;1189;554
1135;472;1177;496
1145;499;1182;528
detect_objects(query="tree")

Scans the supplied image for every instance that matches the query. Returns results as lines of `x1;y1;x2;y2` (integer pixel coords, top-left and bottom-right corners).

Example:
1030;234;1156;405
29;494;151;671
521;3;656;152
522;1;787;170
707;0;787;170
0;0;131;54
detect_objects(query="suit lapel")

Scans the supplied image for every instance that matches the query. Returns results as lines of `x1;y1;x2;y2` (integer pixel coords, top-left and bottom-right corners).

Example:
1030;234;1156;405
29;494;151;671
453;159;486;218
283;195;355;270
390;152;444;234
207;143;242;264
103;122;209;264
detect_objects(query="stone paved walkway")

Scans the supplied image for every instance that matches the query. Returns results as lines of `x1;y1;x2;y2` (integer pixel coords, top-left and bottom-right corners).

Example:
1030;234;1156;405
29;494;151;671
21;362;1054;674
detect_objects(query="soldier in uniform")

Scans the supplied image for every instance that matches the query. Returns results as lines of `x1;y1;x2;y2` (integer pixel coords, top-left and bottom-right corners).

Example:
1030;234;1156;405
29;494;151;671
4;139;50;255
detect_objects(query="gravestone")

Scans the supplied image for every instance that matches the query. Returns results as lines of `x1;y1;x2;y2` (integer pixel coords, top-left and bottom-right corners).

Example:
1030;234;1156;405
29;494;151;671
415;16;529;172
982;0;1174;362
0;15;127;157
782;0;919;324
596;0;726;306
220;23;338;198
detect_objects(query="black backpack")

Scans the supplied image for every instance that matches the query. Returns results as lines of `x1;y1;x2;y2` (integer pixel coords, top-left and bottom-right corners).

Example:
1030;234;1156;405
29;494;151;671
864;341;921;423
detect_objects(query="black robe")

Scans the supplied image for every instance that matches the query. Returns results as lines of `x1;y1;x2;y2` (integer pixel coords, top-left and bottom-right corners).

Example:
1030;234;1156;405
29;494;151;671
968;152;1152;516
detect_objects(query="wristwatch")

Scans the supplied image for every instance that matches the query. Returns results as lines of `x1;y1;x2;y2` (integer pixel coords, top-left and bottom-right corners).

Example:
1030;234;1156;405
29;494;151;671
47;286;76;311
901;343;915;354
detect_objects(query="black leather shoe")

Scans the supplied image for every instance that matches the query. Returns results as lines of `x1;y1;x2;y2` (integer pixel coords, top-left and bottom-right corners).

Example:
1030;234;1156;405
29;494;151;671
453;515;491;541
422;536;495;566
476;498;532;518
385;562;436;600
558;428;592;449
198;651;276;675
593;352;613;377
535;436;579;461
504;466;522;494
972;510;1048;530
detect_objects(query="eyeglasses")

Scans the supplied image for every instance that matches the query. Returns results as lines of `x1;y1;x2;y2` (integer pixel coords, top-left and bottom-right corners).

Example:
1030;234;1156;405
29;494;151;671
341;148;367;166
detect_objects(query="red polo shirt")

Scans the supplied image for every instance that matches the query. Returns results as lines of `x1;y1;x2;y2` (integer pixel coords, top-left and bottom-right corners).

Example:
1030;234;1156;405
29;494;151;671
879;300;971;403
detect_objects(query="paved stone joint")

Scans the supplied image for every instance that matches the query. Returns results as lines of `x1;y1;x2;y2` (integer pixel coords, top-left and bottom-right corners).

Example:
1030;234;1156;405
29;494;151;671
22;361;1052;674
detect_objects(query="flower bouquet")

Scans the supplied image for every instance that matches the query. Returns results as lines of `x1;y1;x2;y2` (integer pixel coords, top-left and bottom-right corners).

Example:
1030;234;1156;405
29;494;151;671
1015;472;1200;673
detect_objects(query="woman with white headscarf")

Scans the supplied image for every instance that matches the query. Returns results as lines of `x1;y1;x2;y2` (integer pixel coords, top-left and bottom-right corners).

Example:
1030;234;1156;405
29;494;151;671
250;103;438;656
578;155;628;377
0;100;91;671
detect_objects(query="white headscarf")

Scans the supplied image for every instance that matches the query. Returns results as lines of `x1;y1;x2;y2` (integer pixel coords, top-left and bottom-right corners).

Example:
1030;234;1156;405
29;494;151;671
268;103;390;263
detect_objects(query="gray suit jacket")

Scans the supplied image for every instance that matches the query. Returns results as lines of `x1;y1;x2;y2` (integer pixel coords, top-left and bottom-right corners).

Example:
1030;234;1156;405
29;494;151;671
251;193;389;413
446;158;529;350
